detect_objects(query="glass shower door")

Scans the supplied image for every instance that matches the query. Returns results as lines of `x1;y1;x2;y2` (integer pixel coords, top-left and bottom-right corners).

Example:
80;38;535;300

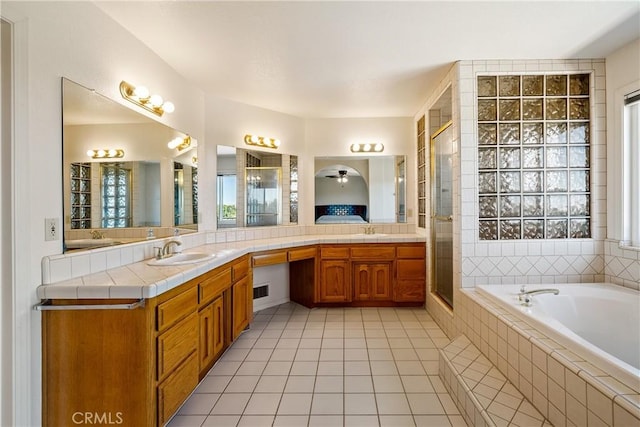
431;123;454;307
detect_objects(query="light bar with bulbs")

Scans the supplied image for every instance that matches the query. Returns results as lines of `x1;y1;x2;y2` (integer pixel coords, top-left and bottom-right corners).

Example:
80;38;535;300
350;143;384;153
167;135;192;151
244;134;281;149
86;148;124;159
119;81;175;117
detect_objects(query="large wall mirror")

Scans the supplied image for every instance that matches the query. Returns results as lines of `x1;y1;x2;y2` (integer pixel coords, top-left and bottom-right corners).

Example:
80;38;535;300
314;156;406;224
62;78;197;251
216;145;298;228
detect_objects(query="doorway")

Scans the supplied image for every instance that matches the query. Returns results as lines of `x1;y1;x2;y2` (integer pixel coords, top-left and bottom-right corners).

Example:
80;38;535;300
430;121;454;307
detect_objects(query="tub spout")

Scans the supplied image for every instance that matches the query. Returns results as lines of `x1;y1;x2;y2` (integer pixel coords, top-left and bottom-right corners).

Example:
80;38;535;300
518;288;559;306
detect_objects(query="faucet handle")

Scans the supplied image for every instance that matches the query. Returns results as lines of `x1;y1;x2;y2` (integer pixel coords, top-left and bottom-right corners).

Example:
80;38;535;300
154;247;163;260
519;285;527;294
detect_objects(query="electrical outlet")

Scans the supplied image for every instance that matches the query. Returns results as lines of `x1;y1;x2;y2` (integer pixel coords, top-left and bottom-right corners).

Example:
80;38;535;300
45;218;59;241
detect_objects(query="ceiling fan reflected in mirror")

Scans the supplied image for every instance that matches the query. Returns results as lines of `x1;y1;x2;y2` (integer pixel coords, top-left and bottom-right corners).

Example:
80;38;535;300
324;169;349;185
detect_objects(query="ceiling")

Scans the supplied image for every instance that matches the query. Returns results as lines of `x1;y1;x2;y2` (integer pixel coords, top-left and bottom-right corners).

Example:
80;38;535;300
96;1;640;119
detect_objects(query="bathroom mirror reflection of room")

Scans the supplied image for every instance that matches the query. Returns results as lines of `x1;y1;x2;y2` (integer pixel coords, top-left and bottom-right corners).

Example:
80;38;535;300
314;156;407;224
216;145;298;228
62;78;198;252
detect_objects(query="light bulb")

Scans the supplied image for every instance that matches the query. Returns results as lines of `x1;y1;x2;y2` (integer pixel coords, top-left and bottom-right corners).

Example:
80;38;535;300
96;149;106;158
363;143;371;152
250;135;259;143
87;150;95;157
374;143;384;152
273;139;281;147
351;143;360;152
108;149;118;157
133;85;149;99
168;137;180;149
149;94;163;107
162;101;175;113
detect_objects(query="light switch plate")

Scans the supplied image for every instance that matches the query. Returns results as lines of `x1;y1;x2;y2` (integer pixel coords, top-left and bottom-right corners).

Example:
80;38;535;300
45;218;59;241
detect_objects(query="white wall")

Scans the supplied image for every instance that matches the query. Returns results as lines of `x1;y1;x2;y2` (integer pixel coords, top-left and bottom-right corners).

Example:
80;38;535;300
304;117;414;225
314;176;369;206
606;38;640;241
368;156;396;222
604;38;640;289
1;2;205;424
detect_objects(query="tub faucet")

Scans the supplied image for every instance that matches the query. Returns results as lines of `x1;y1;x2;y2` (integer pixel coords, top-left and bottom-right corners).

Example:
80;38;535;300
518;288;559;306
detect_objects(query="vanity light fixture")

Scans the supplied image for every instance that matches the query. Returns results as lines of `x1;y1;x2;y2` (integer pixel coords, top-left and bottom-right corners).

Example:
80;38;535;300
86;148;124;159
244;134;281;149
167;135;192;151
119;81;175;117
351;142;384;153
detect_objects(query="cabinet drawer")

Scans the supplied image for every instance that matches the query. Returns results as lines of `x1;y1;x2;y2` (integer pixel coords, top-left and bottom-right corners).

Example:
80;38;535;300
199;268;231;305
397;245;426;259
394;280;425;302
252;250;287;267
157;287;198;332
288;246;316;262
350;246;395;260
157;351;199;425
157;312;198;380
232;257;250;282
397;259;426;280
320;246;349;259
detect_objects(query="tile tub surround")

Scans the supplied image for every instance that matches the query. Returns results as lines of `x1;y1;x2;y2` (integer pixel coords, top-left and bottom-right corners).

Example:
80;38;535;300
439;335;549;427
604;239;640;290
39;230;424;300
455;288;640;427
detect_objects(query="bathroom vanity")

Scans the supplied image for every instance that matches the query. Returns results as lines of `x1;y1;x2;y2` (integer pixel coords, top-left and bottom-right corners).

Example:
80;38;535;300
39;237;425;426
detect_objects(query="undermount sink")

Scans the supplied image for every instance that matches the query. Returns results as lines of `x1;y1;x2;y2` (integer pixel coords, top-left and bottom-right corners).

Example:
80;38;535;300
147;252;215;266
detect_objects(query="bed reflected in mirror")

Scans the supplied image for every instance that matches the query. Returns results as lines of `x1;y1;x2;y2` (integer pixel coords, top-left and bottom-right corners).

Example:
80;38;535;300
314;156;406;224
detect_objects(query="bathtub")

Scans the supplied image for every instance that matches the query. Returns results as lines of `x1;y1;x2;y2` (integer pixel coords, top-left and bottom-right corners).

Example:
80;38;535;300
476;283;640;391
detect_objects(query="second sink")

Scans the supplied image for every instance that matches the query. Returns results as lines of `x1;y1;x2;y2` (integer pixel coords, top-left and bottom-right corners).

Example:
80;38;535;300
147;252;215;266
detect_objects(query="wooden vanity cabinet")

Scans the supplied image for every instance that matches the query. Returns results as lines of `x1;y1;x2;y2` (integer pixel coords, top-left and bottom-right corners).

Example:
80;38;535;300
231;256;252;339
318;246;351;303
43;255;254;427
395;244;426;302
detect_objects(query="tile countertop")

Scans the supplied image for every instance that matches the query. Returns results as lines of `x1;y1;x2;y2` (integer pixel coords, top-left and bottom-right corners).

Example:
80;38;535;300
37;234;426;300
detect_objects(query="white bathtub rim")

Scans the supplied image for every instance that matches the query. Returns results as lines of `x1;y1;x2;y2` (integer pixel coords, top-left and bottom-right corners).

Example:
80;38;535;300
475;282;640;393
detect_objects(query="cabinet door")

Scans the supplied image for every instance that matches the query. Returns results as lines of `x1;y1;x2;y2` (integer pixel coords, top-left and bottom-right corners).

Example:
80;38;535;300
318;260;350;303
232;276;251;339
212;296;225;356
198;303;215;374
353;262;392;301
370;263;392;300
353;263;371;301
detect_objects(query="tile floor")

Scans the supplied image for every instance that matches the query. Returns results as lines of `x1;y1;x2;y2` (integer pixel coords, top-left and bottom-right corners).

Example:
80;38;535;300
167;302;467;427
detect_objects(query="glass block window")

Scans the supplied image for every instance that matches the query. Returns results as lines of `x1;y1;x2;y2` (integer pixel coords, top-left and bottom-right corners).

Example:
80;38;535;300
417;115;427;228
101;163;131;228
477;74;591;240
70;163;92;229
290;155;298;223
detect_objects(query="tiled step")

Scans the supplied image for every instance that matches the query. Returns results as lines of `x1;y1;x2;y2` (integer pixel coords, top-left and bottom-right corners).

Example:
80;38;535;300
439;335;551;427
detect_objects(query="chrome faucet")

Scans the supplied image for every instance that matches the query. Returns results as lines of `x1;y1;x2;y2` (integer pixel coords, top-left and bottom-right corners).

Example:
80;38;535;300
518;287;559;306
156;240;182;259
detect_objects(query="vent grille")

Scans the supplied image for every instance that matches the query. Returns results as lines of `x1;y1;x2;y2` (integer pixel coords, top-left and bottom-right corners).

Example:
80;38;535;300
253;284;269;300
